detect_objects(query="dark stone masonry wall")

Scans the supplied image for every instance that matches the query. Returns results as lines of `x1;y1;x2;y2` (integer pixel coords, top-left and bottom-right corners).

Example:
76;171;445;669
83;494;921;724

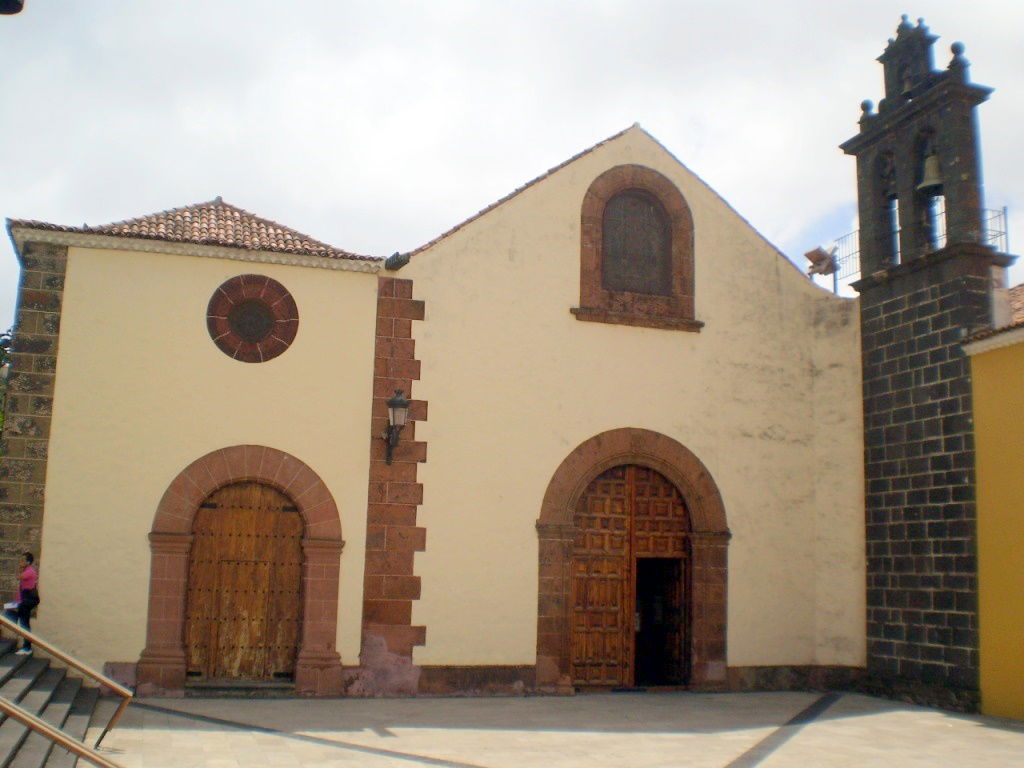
0;242;67;595
858;246;992;705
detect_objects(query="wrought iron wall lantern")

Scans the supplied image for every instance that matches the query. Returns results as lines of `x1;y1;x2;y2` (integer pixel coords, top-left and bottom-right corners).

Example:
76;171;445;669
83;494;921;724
383;389;410;465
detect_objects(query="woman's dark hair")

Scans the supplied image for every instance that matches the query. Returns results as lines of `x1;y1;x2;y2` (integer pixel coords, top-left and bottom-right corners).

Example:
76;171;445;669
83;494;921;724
23;552;33;564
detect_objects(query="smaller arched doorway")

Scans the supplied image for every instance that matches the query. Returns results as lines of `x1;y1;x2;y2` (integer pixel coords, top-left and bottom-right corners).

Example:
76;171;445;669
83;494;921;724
184;482;303;682
572;465;690;687
536;429;729;691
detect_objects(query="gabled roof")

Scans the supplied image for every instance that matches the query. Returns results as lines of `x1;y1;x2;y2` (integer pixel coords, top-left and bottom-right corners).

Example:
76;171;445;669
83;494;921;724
405;123;808;282
7;197;377;262
408;125;634;257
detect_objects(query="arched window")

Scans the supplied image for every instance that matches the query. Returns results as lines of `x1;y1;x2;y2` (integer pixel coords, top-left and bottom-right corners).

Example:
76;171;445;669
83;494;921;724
874;150;900;266
573;165;700;331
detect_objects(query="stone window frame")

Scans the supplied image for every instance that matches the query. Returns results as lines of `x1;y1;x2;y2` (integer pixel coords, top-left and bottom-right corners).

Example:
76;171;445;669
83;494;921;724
207;274;299;363
571;164;701;332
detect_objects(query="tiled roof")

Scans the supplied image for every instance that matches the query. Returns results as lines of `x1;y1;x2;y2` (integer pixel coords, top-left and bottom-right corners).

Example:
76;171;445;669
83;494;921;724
963;283;1024;343
964;317;1024;343
1010;283;1024;324
8;198;376;262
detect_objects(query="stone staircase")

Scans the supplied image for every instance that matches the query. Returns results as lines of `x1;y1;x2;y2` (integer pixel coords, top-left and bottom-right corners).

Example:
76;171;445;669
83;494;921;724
0;638;100;768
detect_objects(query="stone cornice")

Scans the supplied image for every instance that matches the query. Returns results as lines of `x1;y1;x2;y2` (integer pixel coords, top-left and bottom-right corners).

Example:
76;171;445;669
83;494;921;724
840;78;992;156
851;243;1012;292
9;227;382;274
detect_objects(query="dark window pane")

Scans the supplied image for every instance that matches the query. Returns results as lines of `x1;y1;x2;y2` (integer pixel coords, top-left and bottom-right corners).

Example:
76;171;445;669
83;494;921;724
602;192;672;295
228;299;275;342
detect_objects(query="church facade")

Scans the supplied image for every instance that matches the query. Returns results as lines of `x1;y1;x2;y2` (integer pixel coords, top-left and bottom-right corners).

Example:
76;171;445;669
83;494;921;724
0;18;1015;709
2;124;866;697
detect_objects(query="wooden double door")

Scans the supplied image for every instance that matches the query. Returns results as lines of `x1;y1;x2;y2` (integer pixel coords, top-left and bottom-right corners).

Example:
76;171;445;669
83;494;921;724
184;482;304;682
571;465;690;687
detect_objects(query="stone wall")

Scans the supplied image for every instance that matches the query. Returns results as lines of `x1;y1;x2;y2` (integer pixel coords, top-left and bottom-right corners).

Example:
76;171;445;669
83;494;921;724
857;245;993;698
0;242;66;594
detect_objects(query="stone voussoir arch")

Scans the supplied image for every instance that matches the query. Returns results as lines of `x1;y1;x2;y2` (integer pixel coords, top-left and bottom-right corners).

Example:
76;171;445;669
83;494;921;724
536;428;730;690
137;445;345;696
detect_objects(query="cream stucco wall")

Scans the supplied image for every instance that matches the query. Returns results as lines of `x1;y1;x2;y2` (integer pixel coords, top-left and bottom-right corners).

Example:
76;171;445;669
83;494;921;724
405;126;866;667
36;246;378;670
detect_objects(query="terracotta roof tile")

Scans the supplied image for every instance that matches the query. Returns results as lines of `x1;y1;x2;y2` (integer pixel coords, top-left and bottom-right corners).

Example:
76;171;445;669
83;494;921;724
964;283;1024;343
8;198;377;262
964;317;1024;343
1010;283;1024;324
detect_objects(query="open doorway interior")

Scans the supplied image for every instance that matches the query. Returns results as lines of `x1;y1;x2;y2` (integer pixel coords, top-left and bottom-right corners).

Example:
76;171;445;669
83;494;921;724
635;557;686;686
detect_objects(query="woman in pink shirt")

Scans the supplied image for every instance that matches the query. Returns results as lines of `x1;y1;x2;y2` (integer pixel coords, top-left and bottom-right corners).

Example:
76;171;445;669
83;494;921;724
5;552;39;654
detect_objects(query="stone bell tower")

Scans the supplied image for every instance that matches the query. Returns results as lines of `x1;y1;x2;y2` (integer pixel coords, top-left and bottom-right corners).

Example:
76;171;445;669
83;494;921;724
842;17;1014;708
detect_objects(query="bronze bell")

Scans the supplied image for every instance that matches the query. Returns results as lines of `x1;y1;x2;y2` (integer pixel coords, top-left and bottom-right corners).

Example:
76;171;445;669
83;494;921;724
916;153;943;193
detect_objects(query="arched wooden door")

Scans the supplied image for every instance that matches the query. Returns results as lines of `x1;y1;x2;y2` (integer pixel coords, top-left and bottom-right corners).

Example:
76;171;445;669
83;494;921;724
184;482;304;682
571;465;690;687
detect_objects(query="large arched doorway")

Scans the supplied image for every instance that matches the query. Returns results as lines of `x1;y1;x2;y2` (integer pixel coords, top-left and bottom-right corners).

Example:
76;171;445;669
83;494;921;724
184;482;304;682
136;445;345;696
537;428;729;691
572;465;690;687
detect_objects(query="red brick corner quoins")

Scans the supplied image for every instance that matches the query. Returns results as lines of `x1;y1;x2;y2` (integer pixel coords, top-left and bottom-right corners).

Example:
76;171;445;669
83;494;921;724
573;164;702;332
536;428;729;690
353;277;428;696
207;274;299;363
136;445;344;696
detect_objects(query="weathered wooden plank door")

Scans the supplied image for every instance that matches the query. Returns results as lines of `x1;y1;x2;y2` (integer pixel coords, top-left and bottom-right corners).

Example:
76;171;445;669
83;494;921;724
571;466;633;686
571;465;689;687
185;482;303;681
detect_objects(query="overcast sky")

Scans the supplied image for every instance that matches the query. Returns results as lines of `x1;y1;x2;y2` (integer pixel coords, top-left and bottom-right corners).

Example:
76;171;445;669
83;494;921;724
1;1;1021;326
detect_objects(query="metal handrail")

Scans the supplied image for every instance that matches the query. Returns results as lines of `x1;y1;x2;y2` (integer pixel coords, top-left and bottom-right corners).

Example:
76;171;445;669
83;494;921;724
0;613;132;747
817;205;1010;294
0;697;125;768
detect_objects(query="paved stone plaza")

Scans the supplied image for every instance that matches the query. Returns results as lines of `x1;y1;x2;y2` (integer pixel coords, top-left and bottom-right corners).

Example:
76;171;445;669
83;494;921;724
84;691;1024;767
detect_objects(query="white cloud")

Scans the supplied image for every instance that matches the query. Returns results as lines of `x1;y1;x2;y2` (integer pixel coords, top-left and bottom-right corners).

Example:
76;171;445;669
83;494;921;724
1;0;1022;327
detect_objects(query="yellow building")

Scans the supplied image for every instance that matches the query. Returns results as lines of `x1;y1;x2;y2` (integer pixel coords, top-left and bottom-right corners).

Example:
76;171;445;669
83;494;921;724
964;306;1024;720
